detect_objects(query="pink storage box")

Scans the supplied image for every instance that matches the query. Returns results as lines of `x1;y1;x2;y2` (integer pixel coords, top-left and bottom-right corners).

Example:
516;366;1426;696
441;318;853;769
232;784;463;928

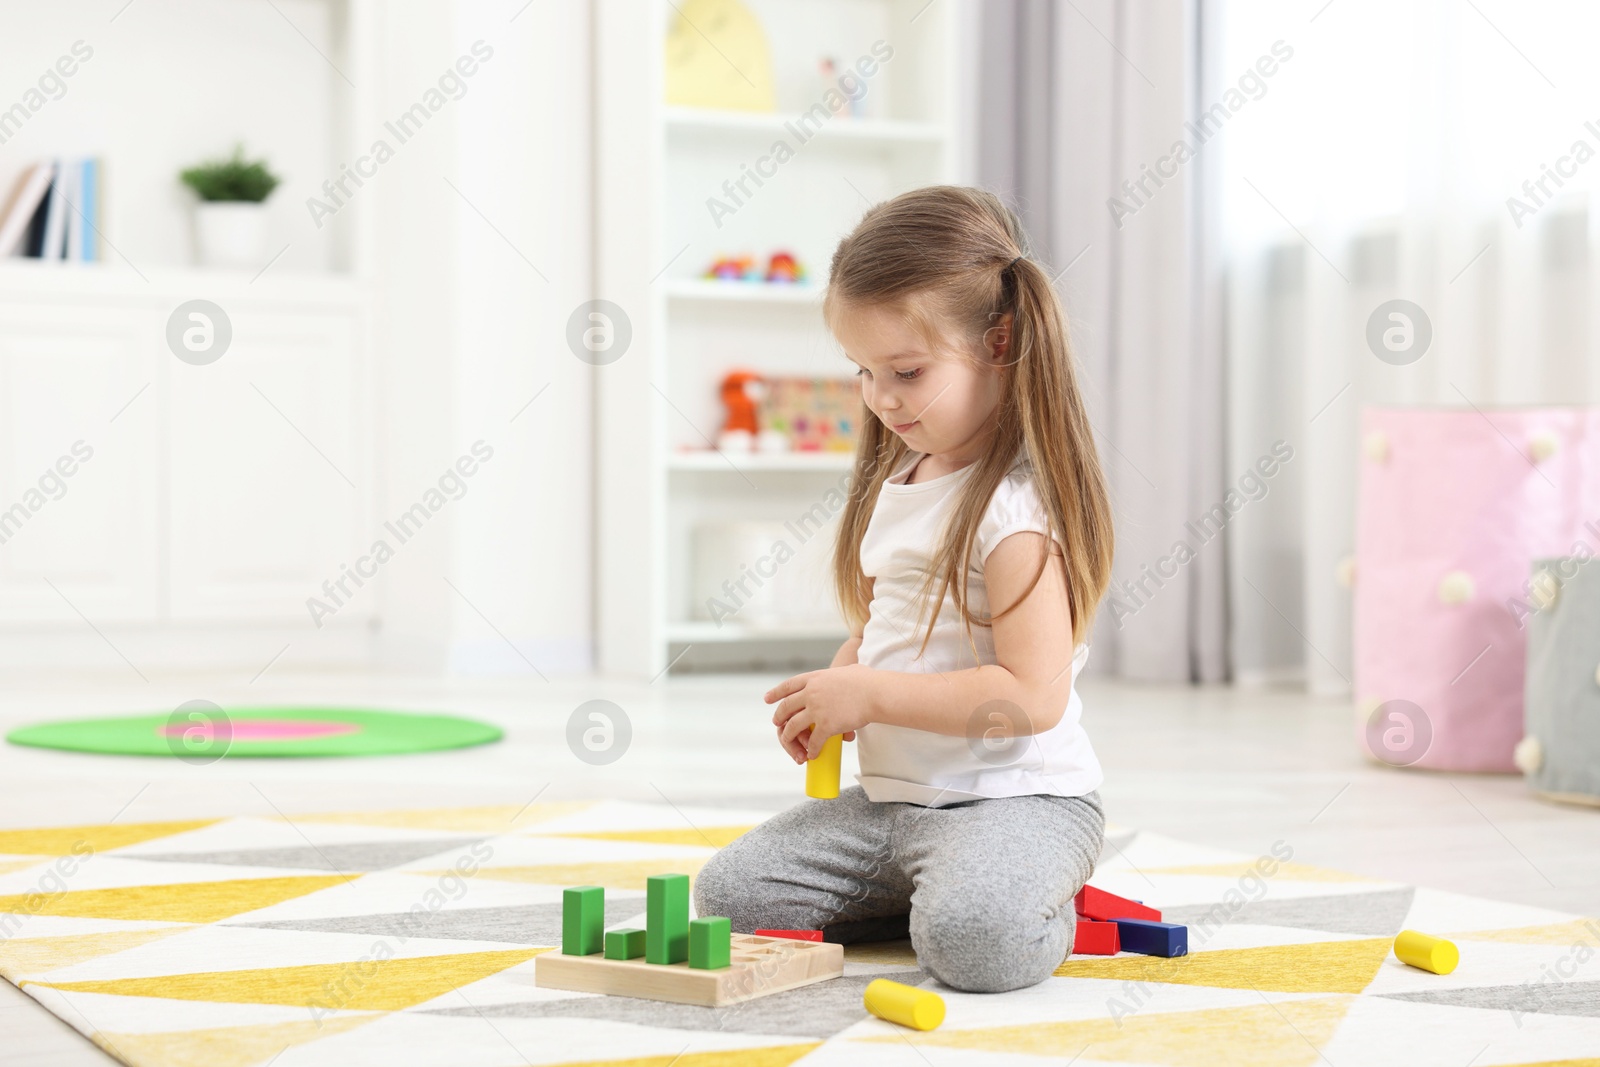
1353;406;1600;772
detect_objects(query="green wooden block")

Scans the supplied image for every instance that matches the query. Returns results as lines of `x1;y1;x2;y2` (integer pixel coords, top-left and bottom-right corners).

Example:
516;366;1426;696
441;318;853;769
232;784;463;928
604;927;647;960
645;873;690;964
562;885;604;956
689;916;731;970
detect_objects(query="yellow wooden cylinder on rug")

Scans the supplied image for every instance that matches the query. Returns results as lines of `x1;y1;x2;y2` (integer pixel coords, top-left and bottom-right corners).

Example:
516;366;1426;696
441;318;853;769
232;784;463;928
864;978;944;1030
1393;929;1458;974
805;734;842;799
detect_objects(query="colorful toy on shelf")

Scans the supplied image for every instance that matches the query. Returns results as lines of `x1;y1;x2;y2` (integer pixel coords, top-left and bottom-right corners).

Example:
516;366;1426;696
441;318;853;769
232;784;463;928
762;377;858;452
537;880;845;1006
1393;930;1458;975
764;251;806;283
716;371;857;454
818;57;865;119
864;978;944;1031
716;369;771;453
701;250;809;285
706;254;759;281
664;0;775;112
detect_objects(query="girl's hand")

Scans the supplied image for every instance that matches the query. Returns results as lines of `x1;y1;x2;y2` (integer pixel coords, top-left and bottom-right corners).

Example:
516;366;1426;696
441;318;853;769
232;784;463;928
766;664;878;763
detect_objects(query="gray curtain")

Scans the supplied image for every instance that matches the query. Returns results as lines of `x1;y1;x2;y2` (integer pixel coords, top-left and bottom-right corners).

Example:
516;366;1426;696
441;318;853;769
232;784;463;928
976;0;1229;684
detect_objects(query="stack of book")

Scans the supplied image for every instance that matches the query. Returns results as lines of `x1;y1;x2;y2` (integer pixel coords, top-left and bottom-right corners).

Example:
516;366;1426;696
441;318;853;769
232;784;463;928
0;158;103;261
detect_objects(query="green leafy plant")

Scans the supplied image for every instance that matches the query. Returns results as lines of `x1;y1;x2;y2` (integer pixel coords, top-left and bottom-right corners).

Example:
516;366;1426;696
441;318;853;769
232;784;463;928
179;145;280;203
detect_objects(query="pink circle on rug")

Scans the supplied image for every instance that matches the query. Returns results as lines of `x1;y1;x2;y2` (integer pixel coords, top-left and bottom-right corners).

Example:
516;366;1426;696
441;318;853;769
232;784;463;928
157;719;363;741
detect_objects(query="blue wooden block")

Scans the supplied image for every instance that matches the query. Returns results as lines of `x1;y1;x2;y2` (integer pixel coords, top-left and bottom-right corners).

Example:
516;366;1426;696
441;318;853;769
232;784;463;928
1114;918;1187;958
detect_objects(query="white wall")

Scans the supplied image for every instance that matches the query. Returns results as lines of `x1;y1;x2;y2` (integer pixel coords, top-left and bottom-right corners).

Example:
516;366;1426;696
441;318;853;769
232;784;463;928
363;0;464;674
447;0;594;675
366;0;596;676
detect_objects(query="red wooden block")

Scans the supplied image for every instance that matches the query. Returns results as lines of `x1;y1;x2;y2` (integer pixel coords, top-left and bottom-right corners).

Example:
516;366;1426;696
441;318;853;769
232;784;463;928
1075;885;1161;923
753;929;825;942
1073;919;1120;955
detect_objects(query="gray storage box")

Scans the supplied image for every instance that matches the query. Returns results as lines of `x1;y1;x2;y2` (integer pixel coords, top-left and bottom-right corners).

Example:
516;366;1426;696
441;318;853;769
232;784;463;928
1518;555;1600;806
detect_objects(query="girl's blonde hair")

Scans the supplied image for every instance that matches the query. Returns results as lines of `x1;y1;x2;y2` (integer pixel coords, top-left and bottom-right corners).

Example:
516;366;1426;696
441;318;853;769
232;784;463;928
824;185;1115;659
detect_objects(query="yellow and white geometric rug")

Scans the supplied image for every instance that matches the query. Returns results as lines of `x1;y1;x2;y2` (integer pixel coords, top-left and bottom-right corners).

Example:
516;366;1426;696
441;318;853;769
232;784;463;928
2;800;1598;1066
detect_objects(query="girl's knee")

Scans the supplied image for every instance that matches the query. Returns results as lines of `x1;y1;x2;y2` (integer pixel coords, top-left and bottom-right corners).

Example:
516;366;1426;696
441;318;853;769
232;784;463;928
692;842;812;933
911;904;1067;993
691;847;746;925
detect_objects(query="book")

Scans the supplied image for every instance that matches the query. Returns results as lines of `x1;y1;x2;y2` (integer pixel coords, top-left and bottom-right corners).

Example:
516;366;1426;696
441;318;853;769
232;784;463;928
40;157;69;260
78;158;99;261
24;162;56;257
63;159;82;262
0;161;55;257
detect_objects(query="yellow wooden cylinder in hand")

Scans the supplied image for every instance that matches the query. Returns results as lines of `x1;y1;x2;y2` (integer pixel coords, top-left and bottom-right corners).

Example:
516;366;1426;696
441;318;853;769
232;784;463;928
805;734;842;799
864;978;944;1030
1393;929;1458;975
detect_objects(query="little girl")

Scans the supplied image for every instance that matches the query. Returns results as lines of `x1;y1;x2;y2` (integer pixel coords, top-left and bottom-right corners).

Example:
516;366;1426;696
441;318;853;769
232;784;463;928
693;186;1115;994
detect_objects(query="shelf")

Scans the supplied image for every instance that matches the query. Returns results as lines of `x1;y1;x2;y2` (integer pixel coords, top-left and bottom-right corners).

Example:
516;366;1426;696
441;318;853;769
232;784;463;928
664;278;823;304
0;260;366;308
669;451;854;472
664;105;945;147
597;0;960;678
667;620;848;644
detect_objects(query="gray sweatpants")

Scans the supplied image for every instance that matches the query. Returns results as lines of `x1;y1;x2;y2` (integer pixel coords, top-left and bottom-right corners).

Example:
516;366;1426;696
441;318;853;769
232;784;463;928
692;785;1105;993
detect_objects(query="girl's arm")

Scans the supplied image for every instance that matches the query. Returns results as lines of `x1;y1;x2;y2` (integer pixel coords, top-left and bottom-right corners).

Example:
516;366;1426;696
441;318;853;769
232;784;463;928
818;580;868;741
829;576;870;667
829;633;863;668
769;533;1077;759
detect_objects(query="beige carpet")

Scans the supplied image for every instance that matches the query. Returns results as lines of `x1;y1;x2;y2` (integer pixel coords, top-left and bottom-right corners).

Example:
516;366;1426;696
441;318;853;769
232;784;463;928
2;800;1597;1066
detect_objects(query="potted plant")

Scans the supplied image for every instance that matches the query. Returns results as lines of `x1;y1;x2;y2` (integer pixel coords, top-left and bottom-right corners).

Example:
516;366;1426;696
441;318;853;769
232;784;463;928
179;145;280;268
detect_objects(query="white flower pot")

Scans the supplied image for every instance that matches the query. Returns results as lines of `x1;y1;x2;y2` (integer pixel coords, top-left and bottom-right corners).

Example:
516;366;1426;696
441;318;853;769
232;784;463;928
194;202;267;269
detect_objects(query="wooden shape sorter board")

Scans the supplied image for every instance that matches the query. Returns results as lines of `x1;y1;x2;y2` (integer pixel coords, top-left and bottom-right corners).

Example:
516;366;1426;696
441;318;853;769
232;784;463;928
534;933;843;1006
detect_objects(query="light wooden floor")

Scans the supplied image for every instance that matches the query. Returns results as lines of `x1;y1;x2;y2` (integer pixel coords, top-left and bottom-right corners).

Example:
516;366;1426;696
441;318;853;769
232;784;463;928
3;669;1597;1065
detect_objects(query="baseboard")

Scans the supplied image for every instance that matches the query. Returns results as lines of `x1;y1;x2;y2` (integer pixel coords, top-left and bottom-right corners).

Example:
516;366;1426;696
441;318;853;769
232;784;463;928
0;625;595;680
447;635;594;676
1233;666;1310;689
0;620;376;678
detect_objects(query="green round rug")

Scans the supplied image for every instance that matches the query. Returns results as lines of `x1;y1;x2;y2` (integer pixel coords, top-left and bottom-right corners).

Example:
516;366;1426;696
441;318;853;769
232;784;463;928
5;706;502;759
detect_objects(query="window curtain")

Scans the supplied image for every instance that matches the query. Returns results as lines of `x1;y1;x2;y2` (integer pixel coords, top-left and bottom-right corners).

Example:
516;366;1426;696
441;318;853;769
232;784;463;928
1221;0;1600;694
978;0;1600;694
976;0;1231;684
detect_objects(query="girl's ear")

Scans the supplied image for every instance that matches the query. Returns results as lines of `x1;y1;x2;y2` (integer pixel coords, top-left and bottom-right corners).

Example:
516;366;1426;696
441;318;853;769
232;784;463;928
984;312;1015;365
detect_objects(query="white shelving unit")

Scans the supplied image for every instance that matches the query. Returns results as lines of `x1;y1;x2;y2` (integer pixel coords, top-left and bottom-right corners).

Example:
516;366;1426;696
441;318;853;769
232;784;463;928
666;451;853;472
665;619;856;644
664;105;947;144
0;0;382;670
597;0;969;678
663;278;824;304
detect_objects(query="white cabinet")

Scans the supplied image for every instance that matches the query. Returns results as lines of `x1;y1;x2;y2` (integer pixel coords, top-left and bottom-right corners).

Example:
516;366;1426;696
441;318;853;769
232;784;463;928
0;301;162;622
0;264;370;632
168;308;364;621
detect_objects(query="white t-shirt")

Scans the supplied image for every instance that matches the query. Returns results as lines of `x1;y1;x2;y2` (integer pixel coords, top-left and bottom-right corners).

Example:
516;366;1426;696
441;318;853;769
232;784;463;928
853;448;1103;806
